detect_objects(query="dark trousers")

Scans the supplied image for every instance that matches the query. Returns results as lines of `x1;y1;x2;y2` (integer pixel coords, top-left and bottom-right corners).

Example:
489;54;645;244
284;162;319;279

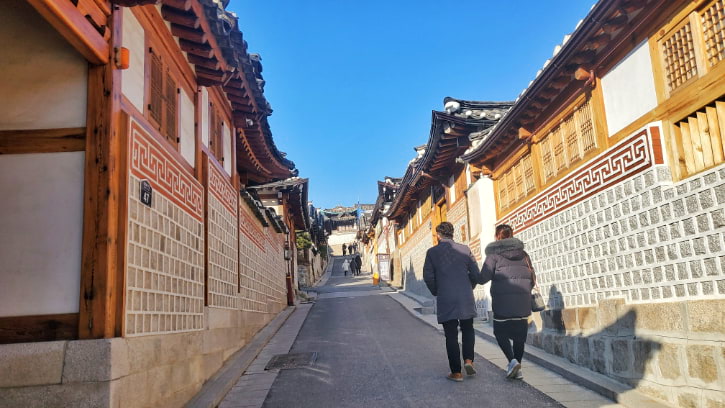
493;319;528;362
441;318;474;374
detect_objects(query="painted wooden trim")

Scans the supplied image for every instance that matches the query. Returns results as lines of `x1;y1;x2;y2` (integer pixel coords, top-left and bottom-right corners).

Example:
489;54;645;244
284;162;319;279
0;313;78;344
115;111;130;337
79;11;122;339
0;127;85;154
27;0;109;64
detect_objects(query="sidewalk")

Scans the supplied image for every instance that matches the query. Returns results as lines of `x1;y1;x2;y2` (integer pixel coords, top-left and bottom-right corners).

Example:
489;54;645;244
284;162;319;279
386;292;669;408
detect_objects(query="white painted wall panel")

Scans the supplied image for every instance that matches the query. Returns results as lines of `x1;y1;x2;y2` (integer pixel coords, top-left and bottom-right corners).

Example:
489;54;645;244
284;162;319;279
222;121;232;175
201;88;210;147
180;89;196;166
0;2;87;130
0;152;85;316
121;8;145;113
602;40;658;136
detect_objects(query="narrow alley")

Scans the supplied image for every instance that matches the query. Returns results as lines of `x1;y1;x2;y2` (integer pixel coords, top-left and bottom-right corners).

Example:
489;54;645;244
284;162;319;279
216;257;617;408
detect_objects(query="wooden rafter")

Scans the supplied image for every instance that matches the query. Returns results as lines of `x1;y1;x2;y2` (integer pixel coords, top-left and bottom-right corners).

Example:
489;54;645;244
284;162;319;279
0;127;86;154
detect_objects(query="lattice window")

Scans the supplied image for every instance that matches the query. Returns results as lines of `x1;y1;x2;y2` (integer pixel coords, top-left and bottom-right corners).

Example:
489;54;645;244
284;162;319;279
661;21;698;92
498;179;508;210
506;169;516;208
578;99;597;153
513;161;523;201
147;47;179;147
564;115;580;162
522;154;535;194
541;137;555;181
702;0;725;67
149;51;163;125
164;73;178;146
672;98;725;177
552;127;567;173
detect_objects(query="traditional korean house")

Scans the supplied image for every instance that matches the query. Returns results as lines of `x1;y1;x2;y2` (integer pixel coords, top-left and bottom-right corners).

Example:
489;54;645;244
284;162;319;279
385;98;510;313
462;0;725;405
363;177;401;284
0;1;301;406
323;205;359;254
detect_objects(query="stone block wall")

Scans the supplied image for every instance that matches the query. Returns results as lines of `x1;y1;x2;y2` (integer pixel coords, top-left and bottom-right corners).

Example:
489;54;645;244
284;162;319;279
400;216;434;301
498;125;725;406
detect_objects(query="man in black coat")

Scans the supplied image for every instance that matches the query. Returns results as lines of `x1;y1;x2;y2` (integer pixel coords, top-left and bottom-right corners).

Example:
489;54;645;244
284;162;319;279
423;222;480;382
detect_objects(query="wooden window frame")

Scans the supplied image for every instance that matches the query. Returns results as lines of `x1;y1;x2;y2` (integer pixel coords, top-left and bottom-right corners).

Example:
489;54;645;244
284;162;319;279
145;37;179;149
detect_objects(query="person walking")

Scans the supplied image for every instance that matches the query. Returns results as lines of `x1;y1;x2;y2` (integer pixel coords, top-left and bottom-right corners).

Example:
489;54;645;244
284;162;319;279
342;243;347;256
353;254;362;276
349;256;358;276
342;258;350;276
479;224;536;380
423;222;480;382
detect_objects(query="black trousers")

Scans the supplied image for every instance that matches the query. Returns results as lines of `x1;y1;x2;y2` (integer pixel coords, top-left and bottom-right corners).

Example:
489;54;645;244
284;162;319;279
441;318;474;374
493;319;528;362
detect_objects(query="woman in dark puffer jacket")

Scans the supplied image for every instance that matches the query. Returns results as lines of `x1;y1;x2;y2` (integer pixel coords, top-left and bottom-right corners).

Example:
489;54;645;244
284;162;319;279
479;224;536;380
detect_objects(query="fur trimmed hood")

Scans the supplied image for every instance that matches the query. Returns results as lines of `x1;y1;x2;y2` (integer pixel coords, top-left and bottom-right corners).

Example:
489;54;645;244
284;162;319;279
484;238;525;260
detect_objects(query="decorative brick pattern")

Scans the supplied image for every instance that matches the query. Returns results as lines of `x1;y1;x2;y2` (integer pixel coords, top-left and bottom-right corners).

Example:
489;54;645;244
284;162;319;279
130;120;203;222
207;161;239;310
517;162;725;309
500;127;663;232
238;201;287;313
126;175;205;336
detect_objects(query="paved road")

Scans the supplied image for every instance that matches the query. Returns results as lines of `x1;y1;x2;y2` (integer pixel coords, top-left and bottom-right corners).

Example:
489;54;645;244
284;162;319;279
263;256;562;408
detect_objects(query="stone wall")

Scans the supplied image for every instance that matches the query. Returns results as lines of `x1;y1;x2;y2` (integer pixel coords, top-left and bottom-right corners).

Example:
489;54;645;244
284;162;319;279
400;216;434;301
501;125;725;407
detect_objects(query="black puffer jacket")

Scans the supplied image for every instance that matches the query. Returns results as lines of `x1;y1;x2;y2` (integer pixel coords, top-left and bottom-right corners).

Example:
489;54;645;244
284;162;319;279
479;238;535;319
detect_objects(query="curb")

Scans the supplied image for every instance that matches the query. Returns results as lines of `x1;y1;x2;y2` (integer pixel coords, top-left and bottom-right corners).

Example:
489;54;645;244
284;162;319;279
184;307;296;408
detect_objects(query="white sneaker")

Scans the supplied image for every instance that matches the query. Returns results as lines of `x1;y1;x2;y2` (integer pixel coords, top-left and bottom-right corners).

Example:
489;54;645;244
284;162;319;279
514;369;523;380
506;359;521;379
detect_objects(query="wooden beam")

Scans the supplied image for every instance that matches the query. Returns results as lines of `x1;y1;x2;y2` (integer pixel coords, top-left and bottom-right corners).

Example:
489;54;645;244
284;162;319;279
0;127;85;154
27;0;109;64
161;5;199;29
187;54;220;70
0;313;78;344
161;0;192;11
171;23;207;43
79;10;122;339
179;39;213;58
518;127;533;140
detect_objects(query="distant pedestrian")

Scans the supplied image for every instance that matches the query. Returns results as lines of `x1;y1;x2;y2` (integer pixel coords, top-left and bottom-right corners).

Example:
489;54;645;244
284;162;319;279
423;222;480;382
349;257;358;276
342;259;350;276
342;243;347;256
354;254;362;276
479;224;536;380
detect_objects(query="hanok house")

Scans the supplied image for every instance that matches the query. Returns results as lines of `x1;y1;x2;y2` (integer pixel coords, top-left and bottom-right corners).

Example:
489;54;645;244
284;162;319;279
322;205;360;255
362;177;401;285
385;98;510;314
0;1;305;407
462;0;725;406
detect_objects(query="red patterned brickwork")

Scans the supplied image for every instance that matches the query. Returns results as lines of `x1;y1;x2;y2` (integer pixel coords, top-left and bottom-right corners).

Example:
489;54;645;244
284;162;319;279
499;126;662;232
207;159;237;216
239;200;265;252
130;119;203;221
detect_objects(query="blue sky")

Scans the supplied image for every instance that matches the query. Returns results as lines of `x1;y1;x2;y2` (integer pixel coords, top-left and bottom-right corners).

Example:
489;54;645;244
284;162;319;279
229;1;596;209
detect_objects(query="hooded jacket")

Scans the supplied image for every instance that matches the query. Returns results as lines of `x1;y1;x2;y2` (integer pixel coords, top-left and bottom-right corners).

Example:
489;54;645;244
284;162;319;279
479;238;535;319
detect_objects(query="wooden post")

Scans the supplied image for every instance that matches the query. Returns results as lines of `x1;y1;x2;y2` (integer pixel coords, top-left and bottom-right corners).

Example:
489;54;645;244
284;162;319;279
78;7;122;339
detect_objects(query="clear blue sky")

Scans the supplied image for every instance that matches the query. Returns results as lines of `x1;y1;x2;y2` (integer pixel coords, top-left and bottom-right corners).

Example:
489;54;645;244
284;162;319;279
229;1;596;209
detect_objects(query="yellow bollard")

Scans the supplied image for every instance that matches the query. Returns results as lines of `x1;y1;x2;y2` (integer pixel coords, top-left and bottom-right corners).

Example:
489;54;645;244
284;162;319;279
372;272;379;286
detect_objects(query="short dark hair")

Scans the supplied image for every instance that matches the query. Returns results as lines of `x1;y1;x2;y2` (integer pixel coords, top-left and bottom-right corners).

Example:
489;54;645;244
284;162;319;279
436;222;454;238
495;224;514;240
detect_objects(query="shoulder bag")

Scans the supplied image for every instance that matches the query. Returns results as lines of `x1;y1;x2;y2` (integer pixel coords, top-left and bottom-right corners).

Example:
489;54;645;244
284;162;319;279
525;256;546;312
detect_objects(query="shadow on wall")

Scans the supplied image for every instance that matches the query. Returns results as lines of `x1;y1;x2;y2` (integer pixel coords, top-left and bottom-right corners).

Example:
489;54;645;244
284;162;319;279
528;285;661;390
402;258;434;301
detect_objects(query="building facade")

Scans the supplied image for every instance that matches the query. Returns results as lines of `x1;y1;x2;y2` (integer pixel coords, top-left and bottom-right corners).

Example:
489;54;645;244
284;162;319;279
0;1;308;407
462;0;725;406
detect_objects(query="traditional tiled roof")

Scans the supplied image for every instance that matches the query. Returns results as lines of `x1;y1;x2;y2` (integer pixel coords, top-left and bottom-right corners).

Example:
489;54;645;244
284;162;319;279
248;177;309;230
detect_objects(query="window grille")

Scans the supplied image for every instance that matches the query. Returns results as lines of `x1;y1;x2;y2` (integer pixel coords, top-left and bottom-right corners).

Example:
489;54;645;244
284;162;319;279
578;99;597;153
506;169;516;209
702;0;725;67
522;154;535;194
499;179;508;210
541;137;555;181
552;127;567;173
513;161;524;201
564;115;580;163
149;51;163;125
661;21;698;92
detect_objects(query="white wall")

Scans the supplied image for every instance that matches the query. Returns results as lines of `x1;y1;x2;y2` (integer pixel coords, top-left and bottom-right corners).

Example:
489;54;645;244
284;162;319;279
121;7;145;114
0;2;87;130
602;40;658;136
180;89;196;166
0;152;85;316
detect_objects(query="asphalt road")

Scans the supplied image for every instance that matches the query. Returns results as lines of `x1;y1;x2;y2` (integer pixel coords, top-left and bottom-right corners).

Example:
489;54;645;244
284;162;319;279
263;256;562;408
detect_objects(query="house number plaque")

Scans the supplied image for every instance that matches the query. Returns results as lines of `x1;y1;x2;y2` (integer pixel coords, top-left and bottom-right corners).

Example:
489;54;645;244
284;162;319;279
140;180;153;207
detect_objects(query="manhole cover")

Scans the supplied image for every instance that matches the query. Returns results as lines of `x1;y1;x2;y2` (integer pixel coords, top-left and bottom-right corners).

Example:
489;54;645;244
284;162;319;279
265;352;318;370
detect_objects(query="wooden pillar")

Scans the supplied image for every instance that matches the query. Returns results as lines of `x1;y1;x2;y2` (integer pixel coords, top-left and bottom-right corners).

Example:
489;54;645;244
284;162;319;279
78;7;123;339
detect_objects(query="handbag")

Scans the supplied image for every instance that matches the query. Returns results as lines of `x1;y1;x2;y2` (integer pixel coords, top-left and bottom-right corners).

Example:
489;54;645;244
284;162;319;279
525;255;546;312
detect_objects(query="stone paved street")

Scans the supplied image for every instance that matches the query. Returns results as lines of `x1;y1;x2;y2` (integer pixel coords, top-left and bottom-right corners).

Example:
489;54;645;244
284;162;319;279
254;256;563;408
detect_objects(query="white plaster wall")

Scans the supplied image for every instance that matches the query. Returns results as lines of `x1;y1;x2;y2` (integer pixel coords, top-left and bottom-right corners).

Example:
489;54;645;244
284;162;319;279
0;2;87;130
0;152;84;316
180;89;195;166
222;121;232;175
201;88;210;147
476;177;498;241
121;7;145;114
602;40;658;136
